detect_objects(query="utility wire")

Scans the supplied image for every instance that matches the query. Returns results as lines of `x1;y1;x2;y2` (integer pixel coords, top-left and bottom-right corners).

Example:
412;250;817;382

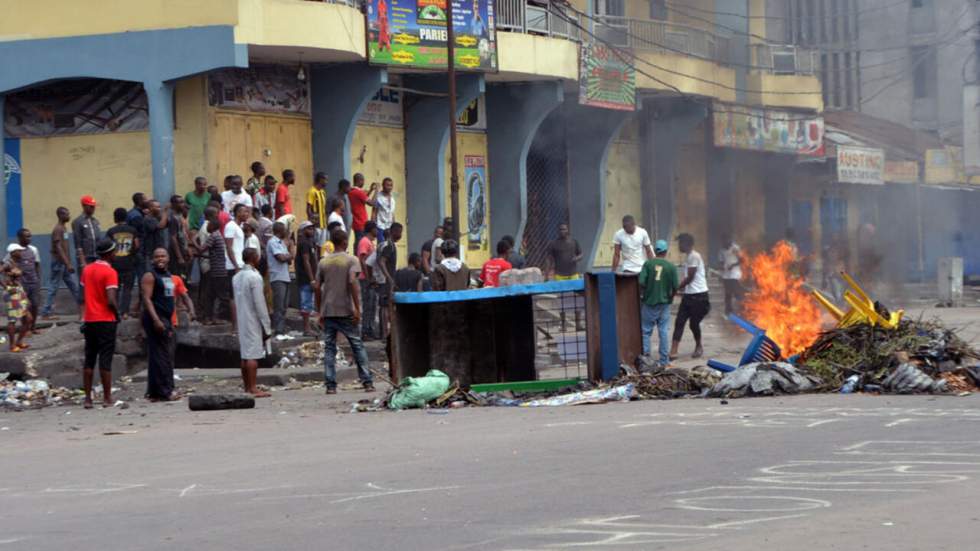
663;0;910;22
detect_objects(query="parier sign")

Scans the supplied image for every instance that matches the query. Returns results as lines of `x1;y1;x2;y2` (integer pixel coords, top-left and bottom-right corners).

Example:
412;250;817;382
837;145;884;185
366;0;497;71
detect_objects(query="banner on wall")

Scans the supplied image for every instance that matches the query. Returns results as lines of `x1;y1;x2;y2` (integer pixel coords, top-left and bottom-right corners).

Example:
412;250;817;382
578;43;636;111
464;155;487;250
712;103;824;157
359;87;405;128
883;160;919;183
4;80;148;138
366;0;497;71
4;139;23;237
836;145;884;185
208;64;311;115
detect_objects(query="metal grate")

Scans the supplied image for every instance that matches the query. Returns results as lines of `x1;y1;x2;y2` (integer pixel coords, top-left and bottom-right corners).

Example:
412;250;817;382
533;291;588;380
524;115;569;268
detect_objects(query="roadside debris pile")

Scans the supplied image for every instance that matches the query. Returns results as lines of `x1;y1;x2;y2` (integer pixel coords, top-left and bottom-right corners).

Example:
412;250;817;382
0;376;84;410
797;319;980;394
708;362;821;398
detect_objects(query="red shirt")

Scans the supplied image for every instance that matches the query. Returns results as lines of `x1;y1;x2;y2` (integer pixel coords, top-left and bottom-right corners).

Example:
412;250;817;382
348;187;370;231
171;275;188;326
276;183;293;217
81;260;119;322
356;236;375;281
480;258;512;288
218;210;231;233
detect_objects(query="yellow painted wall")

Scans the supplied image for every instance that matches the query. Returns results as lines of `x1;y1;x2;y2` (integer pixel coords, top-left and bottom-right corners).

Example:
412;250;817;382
20;75;208;230
733;155;767;253
635;51;737;102
673;143;708;264
235;0;365;57
595;119;642;267
748;0;768;43
443;132;491;266
746;73;824;111
349;123;409;267
494;33;579;82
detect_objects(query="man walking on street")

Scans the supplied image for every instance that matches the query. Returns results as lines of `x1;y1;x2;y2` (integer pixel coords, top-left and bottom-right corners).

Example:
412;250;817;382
639;239;678;367
233;247;272;397
13;229;42;334
612;215;653;274
315;228;374;394
41;207;82;319
105;208;139;318
671;233;710;360
719;235;743;316
267;222;293;334
72;195;101;271
80;238;120;409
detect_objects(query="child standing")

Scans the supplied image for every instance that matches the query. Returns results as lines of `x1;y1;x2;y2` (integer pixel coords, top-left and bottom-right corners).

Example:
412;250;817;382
2;247;32;353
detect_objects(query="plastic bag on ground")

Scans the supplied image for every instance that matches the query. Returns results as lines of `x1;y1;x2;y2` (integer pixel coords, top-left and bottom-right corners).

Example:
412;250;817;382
388;370;451;410
515;384;635;407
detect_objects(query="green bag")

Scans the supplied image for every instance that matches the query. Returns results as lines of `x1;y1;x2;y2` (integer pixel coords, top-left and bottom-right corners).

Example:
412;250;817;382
388;370;451;410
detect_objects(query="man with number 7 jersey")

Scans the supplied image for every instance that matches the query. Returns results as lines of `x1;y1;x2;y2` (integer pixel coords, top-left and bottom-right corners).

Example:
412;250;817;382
638;239;678;368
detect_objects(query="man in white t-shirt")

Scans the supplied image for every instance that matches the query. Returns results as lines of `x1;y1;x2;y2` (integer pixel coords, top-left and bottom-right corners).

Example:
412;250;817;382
611;215;654;274
671;233;710;360
221;176;253;215
373;177;396;242
718;235;743;316
223;203;248;274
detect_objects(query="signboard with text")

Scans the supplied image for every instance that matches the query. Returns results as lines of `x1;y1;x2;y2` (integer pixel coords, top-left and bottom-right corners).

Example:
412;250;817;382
208;64;310;115
883;160;919;184
836;146;884;185
712;103;824;156
579;43;636;111
359;87;405;128
366;0;497;71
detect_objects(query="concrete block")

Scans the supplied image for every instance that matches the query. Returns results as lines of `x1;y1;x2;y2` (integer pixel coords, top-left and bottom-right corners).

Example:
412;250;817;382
499;267;544;287
188;394;255;411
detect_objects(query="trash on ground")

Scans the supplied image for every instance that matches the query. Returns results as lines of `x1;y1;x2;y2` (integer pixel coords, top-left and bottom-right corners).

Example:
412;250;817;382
709;362;822;398
387;369;451;410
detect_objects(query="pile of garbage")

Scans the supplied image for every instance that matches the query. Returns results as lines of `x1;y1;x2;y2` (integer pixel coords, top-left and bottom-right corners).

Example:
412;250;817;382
1;375;82;409
796;319;980;394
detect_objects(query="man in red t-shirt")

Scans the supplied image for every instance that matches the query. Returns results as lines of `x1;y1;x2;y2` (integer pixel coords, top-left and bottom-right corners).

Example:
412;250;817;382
345;175;378;244
356;221;379;339
80;238;120;409
276;169;296;219
480;240;514;288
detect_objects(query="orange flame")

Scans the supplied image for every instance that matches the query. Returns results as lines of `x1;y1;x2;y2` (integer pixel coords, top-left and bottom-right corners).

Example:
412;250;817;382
741;241;823;356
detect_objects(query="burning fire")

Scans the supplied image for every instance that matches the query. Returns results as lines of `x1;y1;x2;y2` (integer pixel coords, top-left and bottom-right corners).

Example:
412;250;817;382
741;241;824;356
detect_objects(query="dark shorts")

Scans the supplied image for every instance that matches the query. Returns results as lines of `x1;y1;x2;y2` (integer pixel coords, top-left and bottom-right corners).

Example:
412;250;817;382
84;321;117;371
22;283;40;310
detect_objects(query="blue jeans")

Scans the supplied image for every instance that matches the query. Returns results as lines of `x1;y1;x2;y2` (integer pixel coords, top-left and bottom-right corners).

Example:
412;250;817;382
322;316;372;389
41;259;81;316
641;303;671;366
299;283;315;313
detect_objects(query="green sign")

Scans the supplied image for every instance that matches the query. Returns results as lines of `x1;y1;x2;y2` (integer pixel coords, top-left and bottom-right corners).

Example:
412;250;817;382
579;43;636;111
366;0;497;71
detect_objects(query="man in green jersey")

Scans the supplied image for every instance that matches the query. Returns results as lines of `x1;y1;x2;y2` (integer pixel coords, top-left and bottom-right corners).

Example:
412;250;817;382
638;239;678;367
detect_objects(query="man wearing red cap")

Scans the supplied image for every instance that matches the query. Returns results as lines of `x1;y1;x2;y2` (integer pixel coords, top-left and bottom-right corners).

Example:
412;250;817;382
72;196;102;272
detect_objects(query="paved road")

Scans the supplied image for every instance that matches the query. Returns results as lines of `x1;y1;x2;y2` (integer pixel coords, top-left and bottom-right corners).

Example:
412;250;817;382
2;392;980;550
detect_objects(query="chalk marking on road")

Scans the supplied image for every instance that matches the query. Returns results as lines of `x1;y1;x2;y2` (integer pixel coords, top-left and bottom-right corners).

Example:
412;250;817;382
807;419;841;428
179;484;196;498
885;418;914;428
707;513;810;528
252;484;460;504
542;421;594;428
674;495;832;513
0;538;26;545
42;483;146;495
666;485;923;495
837;440;980;457
330;485;460;504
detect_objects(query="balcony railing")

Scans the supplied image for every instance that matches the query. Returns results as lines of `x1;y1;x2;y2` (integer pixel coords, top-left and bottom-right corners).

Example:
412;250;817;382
496;0;581;40
750;43;820;75
591;15;732;65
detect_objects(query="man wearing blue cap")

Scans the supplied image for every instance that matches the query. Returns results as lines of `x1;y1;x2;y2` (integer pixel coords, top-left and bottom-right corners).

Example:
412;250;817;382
638;239;678;366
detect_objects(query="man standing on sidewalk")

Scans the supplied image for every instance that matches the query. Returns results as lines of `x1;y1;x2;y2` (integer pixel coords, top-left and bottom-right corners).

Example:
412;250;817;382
356;221;379;340
267;222;293;334
72;195;102;271
105;208;139;319
315;228;374;394
671;233;710;360
80;238;120;409
233;247;272;398
611;215;654;274
639;239;678;367
41;207;82;319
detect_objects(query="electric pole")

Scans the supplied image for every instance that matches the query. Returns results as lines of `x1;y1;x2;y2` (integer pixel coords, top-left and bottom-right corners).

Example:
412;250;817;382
447;0;461;243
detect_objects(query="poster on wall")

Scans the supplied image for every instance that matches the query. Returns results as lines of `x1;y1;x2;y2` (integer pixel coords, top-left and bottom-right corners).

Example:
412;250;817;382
359;87;405;128
578;43;636;111
4;80;148;138
4;139;23;237
366;0;497;71
836;146;884;185
883;160;919;184
923;147;978;185
457;97;486;132
712;103;824;157
208;64;310;115
464;155;487;250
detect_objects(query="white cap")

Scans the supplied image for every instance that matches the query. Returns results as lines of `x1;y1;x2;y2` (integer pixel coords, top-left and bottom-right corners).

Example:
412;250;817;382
6;243;25;253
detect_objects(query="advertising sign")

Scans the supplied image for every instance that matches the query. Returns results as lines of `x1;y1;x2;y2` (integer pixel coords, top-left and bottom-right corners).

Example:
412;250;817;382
4;80;148;137
836;146;884;185
359;87;405;128
924;147;967;184
464;155;487;250
712;103;824;157
208;64;310;115
367;0;497;71
883;160;919;184
579;43;636;111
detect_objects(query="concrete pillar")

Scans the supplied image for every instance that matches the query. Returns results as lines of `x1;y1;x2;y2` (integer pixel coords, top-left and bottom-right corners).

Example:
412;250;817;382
486;81;564;247
403;74;485;254
0;93;6;246
145;80;175;202
564;103;632;269
641;98;708;241
310;64;387;183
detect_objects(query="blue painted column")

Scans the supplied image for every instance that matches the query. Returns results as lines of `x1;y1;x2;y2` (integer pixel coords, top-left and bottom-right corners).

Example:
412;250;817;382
486;81;564;247
145;80;175;202
0;93;6;246
404;74;485;254
564;102;632;269
310;64;388;184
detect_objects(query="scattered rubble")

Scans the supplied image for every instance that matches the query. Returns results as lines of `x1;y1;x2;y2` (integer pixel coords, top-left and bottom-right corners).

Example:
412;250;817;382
709;362;822;398
0;376;89;410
